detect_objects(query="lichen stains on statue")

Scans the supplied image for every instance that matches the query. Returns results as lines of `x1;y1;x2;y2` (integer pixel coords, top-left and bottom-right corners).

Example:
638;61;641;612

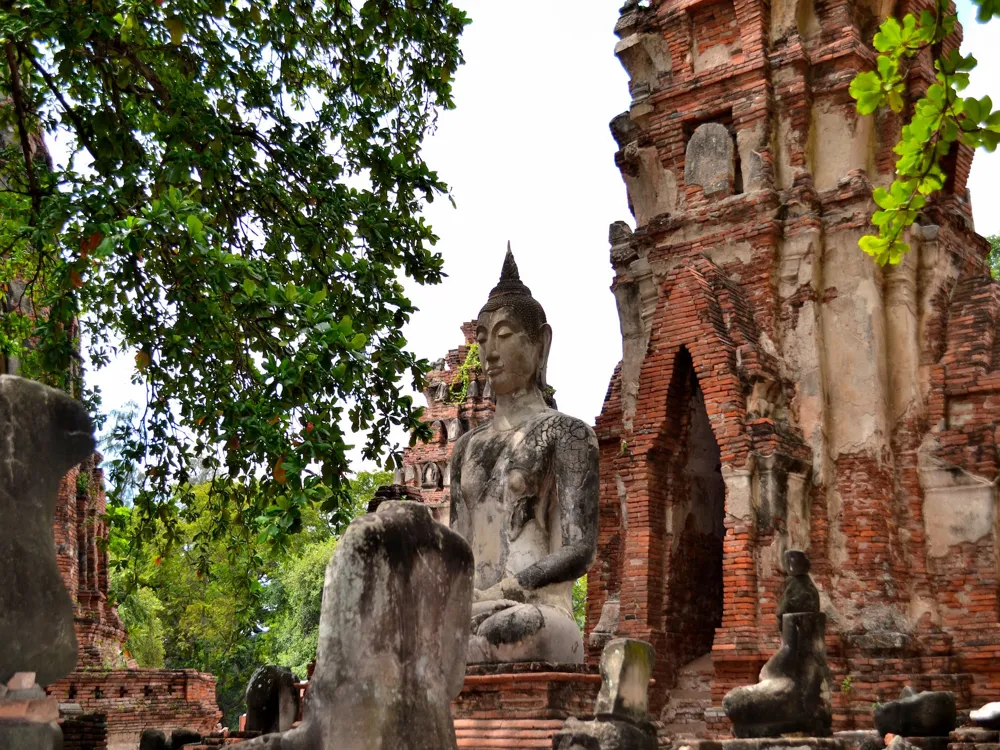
449;245;600;664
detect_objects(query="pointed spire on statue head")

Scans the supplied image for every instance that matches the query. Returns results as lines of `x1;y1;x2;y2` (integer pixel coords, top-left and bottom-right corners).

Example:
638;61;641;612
500;240;520;282
487;242;532;301
479;242;547;340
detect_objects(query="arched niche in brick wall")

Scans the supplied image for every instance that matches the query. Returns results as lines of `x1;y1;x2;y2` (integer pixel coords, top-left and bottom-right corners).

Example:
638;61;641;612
613;260;753;697
603;257;816;711
659;347;726;674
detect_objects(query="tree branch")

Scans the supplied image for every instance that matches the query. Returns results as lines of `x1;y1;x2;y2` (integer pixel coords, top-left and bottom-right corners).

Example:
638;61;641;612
3;42;40;216
18;43;99;159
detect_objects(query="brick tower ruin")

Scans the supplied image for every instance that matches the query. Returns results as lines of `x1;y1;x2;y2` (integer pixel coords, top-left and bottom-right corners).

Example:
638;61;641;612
0;324;221;749
45;453;221;750
392;322;494;523
589;0;1000;736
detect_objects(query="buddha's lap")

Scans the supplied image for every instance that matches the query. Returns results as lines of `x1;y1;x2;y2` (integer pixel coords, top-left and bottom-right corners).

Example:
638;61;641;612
474;601;578;644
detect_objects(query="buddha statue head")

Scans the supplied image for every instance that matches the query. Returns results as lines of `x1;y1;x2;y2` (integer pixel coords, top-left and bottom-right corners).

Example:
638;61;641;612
477;245;555;407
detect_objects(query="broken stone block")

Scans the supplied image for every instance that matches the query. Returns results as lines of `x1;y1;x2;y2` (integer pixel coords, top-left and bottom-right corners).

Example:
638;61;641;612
874;689;956;738
594;639;655;723
723;611;833;737
553;717;657;750
0;720;63;750
971;702;1000;730
684;123;736;197
0;376;96;687
551;638;657;750
230;501;474;749
610;112;639;150
245;666;299;735
139;729;169;750
7;674;35;692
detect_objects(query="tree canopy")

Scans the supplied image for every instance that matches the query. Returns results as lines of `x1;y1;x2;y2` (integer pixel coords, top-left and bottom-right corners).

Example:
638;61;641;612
0;0;469;558
850;0;999;265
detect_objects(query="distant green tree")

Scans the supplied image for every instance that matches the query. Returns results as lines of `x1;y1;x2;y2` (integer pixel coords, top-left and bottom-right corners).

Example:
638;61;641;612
111;580;165;668
260;537;337;679
988;235;1000;279
572;575;587;631
108;470;387;726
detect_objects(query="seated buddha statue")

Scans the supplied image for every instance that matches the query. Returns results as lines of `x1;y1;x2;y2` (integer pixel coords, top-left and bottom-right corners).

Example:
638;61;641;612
449;247;599;664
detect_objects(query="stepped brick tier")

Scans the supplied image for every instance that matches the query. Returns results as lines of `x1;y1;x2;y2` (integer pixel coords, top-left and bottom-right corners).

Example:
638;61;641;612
589;0;1000;738
451;664;601;749
676;739;850;750
47;455;221;749
62;713;109;750
949;726;1000;750
392;322;495;524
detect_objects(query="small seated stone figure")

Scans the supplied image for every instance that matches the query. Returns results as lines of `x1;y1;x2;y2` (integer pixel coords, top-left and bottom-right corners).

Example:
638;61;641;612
449;247;599;664
244;666;299;735
776;548;820;631
232;502;474;750
874;687;956;738
723;549;832;738
0;375;96;688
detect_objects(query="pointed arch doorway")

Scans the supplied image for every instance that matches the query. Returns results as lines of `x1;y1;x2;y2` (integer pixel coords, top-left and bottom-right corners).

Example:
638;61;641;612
659;347;725;730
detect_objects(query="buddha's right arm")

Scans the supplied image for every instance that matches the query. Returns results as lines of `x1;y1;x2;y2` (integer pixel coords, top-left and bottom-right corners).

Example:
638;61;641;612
448;437;473;542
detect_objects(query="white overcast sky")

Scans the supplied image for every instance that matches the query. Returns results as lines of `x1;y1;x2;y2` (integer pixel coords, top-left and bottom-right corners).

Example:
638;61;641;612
88;0;1000;473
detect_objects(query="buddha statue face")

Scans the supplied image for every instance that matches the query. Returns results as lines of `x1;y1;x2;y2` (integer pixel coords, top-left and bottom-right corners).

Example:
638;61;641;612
477;247;552;400
477;306;546;397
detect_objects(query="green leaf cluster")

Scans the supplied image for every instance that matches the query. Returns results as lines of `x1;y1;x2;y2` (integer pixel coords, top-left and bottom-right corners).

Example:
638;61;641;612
849;0;1000;265
988;234;1000;279
572;574;587;631
447;342;480;404
0;0;469;556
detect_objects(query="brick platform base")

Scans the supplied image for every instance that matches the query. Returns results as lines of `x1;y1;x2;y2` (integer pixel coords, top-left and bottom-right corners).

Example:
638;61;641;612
451;663;601;749
949;726;1000;750
675;738;849;750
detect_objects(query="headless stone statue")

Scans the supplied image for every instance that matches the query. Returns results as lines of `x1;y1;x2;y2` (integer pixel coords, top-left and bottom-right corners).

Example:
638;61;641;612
0;375;96;687
450;246;599;664
231;502;474;750
244;666;299;735
723;550;831;738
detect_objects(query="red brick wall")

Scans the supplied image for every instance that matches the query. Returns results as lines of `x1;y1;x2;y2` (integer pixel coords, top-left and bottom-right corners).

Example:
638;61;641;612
596;0;1000;734
48;670;220;750
61;713;109;750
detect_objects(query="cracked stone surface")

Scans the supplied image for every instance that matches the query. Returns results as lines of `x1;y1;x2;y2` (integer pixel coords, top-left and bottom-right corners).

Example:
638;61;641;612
0;375;95;687
595;639;655;723
0;720;63;749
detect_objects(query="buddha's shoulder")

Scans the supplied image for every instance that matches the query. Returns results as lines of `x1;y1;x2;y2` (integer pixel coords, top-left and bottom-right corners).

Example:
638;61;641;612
525;410;597;443
452;421;492;458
